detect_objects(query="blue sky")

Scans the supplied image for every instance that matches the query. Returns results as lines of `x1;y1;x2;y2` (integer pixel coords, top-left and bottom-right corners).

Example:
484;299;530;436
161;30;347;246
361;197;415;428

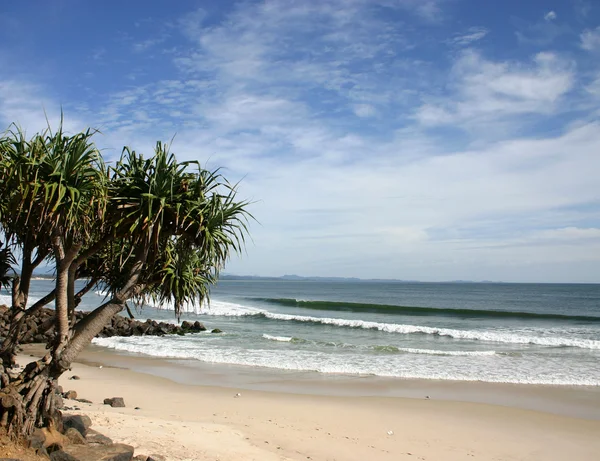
1;0;600;282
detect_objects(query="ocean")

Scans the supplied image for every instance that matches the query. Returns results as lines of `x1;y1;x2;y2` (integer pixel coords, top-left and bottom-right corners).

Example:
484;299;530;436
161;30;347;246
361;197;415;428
3;280;600;386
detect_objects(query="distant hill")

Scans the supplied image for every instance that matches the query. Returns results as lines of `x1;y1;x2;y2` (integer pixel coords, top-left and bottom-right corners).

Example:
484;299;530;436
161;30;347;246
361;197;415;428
219;274;463;283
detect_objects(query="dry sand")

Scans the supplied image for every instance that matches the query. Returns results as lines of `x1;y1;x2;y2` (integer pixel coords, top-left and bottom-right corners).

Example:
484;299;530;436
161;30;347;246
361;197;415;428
16;351;600;461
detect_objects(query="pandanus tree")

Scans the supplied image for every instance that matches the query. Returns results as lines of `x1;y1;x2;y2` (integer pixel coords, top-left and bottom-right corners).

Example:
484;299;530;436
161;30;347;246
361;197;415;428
0;122;250;437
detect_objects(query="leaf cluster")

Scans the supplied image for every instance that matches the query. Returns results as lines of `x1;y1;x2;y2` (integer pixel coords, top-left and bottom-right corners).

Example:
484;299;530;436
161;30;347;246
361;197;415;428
0;125;251;318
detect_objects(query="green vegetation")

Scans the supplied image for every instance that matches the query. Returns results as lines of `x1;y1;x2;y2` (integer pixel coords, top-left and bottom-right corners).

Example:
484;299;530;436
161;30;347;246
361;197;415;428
0;120;250;437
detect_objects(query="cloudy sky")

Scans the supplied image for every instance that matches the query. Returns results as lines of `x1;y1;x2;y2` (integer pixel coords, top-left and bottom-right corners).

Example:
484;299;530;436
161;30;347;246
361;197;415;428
1;0;599;283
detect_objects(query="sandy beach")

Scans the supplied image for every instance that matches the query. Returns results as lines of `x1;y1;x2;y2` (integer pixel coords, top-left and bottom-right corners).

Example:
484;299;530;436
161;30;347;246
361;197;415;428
15;346;600;461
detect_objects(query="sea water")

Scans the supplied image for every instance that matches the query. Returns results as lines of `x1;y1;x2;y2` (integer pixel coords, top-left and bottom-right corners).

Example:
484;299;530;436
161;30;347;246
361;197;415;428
2;280;600;386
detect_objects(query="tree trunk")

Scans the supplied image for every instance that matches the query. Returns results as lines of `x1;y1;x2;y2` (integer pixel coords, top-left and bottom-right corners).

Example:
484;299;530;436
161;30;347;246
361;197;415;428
51;238;81;360
0;357;62;438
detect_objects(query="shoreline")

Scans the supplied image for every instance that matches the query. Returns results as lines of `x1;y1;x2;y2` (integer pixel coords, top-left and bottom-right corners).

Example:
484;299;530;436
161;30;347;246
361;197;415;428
18;345;600;461
17;346;600;461
74;344;600;421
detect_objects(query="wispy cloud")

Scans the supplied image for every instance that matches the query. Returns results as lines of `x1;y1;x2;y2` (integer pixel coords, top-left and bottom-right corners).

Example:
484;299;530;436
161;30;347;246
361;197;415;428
515;13;569;45
1;0;600;281
581;26;600;50
449;27;489;46
132;35;169;53
415;50;574;129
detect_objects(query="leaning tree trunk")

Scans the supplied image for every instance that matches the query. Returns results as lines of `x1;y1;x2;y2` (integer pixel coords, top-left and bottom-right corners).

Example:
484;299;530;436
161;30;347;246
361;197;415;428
0;299;126;438
0;355;62;438
0;247;142;439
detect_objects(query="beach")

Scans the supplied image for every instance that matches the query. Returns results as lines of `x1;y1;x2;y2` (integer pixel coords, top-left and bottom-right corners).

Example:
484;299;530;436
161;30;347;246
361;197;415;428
6;280;600;460
18;345;600;461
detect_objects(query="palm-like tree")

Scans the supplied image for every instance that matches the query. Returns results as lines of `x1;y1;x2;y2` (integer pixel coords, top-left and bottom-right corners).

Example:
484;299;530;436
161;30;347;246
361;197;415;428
0;124;250;438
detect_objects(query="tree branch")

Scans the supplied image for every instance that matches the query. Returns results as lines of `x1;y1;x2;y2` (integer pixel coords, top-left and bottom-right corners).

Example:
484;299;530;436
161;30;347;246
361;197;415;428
74;234;112;267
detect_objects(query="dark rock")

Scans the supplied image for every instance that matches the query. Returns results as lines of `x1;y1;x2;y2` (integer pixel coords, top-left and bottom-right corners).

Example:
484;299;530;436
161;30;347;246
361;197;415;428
63;390;78;400
85;429;113;446
1;305;204;344
29;428;46;450
76;398;93;404
63;414;92;437
104;397;125;407
55;394;64;409
133;456;149;461
69;375;81;380
62;443;134;461
211;328;223;334
64;427;87;445
50;450;79;461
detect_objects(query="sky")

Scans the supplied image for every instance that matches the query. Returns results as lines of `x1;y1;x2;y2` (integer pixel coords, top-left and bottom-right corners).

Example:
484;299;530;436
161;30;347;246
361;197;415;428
0;0;599;283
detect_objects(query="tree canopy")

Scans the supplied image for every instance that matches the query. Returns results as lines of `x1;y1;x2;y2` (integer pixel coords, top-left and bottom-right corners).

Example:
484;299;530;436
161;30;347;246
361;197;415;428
0;121;251;437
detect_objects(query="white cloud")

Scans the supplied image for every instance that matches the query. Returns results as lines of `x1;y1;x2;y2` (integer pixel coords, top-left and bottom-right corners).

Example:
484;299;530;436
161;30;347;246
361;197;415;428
0;81;87;134
544;11;557;21
586;74;600;96
533;227;600;241
449;27;489;46
353;104;376;117
2;0;600;282
416;50;574;128
581;27;600;51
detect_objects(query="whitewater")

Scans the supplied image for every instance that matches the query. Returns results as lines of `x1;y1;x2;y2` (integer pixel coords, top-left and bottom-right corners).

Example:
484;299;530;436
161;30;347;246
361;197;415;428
5;279;600;386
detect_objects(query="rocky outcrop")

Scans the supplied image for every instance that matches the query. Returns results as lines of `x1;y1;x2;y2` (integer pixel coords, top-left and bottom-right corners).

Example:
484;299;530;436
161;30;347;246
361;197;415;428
51;443;135;461
32;413;135;461
0;304;208;345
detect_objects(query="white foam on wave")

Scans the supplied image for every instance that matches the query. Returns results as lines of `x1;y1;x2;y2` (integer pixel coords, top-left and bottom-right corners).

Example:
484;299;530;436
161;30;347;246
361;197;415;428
0;294;44;308
94;291;261;317
91;336;600;386
0;294;12;306
258;312;600;350
261;334;496;356
90;293;600;350
395;347;496;357
262;334;293;342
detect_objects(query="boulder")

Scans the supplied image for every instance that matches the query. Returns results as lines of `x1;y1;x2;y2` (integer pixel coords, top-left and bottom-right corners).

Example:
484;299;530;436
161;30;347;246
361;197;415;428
50;450;79;461
30;426;68;451
61;443;134;461
211;328;223;334
103;397;125;408
63;390;78;400
133;455;165;461
64;427;87;445
63;414;93;437
85;429;113;446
